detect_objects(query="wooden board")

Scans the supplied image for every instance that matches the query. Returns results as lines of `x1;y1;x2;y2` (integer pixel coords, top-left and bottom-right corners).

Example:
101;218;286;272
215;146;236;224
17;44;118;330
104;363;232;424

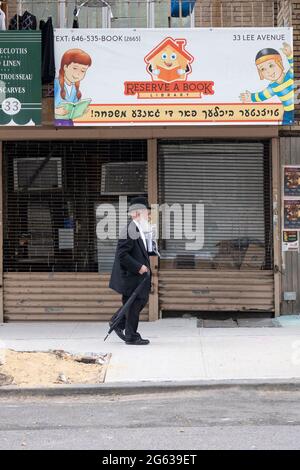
3;273;149;322
159;269;274;313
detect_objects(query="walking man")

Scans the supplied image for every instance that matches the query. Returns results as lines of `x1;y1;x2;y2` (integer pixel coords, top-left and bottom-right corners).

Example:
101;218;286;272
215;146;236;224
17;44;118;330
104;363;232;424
109;197;152;345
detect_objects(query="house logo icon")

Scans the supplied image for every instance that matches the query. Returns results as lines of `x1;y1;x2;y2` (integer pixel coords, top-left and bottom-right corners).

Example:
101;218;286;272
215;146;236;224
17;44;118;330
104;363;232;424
144;37;194;83
124;36;214;100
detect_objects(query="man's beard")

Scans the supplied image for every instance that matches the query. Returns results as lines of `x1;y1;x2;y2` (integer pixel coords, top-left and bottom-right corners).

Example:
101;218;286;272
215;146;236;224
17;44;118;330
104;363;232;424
139;217;151;233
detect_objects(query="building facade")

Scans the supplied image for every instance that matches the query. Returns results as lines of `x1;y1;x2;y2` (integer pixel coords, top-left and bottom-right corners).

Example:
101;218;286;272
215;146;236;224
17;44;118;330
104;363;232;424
0;0;299;322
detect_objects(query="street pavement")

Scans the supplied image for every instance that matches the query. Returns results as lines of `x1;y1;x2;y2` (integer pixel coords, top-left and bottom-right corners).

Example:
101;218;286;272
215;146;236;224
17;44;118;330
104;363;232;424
0;388;300;450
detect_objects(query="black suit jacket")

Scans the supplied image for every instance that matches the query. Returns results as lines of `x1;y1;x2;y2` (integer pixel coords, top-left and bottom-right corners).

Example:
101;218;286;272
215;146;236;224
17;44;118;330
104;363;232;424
109;221;151;299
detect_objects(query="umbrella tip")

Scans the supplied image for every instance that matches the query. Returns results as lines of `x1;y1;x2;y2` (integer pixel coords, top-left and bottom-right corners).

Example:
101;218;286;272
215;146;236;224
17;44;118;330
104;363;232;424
104;334;109;342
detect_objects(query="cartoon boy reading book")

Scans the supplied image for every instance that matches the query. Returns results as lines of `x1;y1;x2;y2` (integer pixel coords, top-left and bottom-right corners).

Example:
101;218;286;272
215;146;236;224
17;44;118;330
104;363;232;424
240;42;294;125
54;48;92;126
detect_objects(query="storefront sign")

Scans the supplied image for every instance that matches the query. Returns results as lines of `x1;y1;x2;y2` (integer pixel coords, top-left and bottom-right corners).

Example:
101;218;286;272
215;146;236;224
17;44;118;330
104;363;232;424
282;231;299;252
54;27;293;126
284;165;300;197
0;31;41;126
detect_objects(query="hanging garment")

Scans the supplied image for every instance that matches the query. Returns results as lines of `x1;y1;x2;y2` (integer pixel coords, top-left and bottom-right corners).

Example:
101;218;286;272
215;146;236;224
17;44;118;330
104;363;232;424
40;17;55;84
72;7;79;28
21;10;37;30
9;10;37;30
0;8;6;30
39;19;46;30
171;0;196;17
8;14;22;30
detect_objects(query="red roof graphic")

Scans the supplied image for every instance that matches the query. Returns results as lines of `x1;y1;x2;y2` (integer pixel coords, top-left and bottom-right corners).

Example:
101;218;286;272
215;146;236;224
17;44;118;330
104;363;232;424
144;37;194;63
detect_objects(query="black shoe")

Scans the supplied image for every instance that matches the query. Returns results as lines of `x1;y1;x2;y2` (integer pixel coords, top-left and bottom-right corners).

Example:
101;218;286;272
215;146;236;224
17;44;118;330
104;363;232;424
125;338;150;345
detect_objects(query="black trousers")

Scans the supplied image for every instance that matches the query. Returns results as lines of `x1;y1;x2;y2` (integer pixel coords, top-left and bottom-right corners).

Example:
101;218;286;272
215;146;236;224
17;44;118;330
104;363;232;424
112;294;148;341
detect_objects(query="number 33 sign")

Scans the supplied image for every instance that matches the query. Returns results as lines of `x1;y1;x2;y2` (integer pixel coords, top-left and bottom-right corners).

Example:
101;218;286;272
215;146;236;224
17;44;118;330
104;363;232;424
1;98;22;116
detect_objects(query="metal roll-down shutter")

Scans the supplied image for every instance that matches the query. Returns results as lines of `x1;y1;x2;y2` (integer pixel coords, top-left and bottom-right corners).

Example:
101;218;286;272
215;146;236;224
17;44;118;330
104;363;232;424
158;140;274;313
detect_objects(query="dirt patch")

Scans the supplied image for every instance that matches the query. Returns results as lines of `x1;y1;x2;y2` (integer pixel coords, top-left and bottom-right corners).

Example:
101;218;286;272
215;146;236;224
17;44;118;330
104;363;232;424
0;349;111;387
0;373;13;386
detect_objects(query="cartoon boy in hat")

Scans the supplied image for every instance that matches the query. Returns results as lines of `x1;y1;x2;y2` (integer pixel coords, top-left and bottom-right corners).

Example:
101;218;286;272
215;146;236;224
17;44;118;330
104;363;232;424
240;42;294;125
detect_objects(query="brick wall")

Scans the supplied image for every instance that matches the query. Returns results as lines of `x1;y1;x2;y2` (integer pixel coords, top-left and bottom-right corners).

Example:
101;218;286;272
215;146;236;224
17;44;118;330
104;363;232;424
195;0;277;27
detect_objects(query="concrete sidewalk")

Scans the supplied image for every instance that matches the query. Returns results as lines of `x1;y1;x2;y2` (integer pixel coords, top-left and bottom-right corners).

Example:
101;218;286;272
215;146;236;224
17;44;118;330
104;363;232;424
1;317;300;385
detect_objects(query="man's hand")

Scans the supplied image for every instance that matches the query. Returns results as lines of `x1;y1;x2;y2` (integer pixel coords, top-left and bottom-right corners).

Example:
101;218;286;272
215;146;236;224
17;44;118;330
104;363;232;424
281;42;292;57
139;265;149;275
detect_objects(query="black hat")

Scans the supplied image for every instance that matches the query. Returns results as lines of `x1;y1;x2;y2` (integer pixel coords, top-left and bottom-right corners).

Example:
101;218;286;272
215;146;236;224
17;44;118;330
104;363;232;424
128;196;151;212
255;48;280;63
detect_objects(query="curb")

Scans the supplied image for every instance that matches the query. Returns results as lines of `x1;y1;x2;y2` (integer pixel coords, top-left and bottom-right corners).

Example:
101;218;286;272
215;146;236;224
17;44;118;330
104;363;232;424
1;378;300;397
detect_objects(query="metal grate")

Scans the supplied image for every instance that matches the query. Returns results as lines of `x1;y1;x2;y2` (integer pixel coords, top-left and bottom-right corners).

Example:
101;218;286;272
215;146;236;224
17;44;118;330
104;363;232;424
4;140;147;273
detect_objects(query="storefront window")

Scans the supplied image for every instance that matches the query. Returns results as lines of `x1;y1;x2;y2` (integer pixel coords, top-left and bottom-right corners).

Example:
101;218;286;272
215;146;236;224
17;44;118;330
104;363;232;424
65;0;148;28
111;1;148;28
6;0;193;29
4;140;147;273
6;1;277;29
155;0;192;28
65;0;104;28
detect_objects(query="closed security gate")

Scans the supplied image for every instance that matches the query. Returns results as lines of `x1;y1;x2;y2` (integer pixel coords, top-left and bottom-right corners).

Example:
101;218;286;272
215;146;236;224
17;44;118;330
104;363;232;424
3;140;148;321
158;140;274;313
